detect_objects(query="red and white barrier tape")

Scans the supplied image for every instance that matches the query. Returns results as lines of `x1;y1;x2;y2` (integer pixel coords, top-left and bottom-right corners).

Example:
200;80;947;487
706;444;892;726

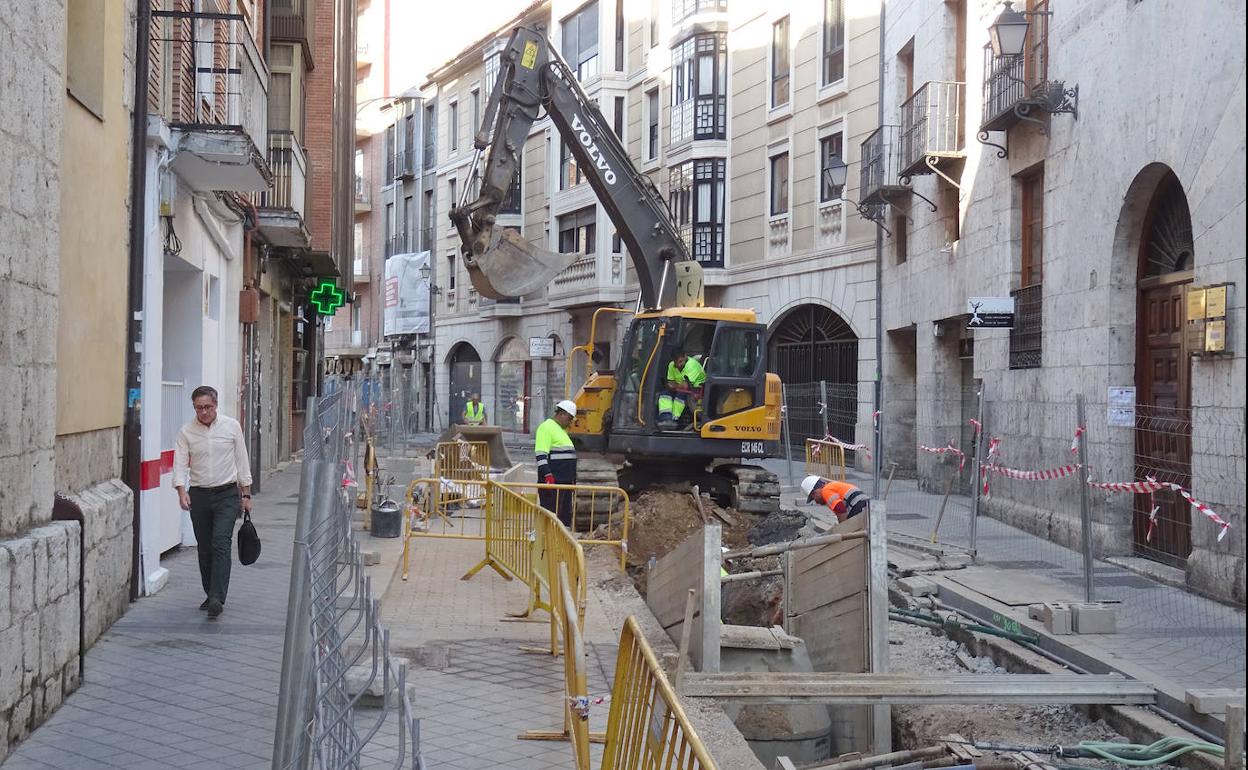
568;694;610;720
1088;477;1230;541
920;443;966;471
872;410;880;427
1071;426;1084;456
813;434;873;461
984;461;1081;481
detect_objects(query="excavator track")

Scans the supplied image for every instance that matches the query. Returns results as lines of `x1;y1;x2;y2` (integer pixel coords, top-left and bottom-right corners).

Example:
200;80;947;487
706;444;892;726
574;453;781;517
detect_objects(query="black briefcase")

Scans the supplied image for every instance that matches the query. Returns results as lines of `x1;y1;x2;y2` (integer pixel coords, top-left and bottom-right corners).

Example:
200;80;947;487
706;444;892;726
238;511;261;565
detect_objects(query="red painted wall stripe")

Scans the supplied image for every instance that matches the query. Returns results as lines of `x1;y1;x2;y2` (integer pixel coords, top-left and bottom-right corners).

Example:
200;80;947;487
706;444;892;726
160;449;175;474
140;459;162;491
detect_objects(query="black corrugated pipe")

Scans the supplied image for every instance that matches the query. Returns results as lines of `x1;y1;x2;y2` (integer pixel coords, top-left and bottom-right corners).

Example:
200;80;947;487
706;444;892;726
124;0;152;601
51;494;86;680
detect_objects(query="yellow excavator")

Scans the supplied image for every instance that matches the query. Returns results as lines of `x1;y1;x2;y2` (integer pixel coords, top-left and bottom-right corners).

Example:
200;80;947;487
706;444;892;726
450;27;783;512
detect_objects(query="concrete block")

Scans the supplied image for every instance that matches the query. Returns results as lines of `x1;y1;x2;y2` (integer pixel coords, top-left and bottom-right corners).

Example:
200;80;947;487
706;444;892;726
343;660;413;707
1027;603;1046;621
896;576;937;597
1042;603;1073;635
1070;602;1117;634
1184;688;1246;715
361;549;381;567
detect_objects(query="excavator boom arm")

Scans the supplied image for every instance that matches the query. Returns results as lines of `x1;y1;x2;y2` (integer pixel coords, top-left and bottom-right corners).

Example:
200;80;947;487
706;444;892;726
450;27;690;309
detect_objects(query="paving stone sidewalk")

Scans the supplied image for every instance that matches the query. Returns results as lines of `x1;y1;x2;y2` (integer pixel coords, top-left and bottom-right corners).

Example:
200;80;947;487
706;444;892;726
1;465;307;770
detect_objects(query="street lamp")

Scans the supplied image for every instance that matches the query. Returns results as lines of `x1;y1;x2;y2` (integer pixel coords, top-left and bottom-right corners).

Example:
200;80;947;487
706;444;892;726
417;260;441;431
821;155;895;235
989;1;1031;58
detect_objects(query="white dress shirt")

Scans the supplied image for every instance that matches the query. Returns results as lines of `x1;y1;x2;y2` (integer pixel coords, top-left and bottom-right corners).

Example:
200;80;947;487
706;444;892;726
173;415;253;489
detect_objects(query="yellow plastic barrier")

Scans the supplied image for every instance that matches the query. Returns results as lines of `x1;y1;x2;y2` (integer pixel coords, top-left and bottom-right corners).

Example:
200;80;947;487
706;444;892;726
805;438;847;482
600;616;718;770
501;481;630;570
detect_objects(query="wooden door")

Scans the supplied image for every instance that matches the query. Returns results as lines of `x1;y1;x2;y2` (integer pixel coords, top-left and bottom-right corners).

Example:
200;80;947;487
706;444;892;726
1133;278;1192;564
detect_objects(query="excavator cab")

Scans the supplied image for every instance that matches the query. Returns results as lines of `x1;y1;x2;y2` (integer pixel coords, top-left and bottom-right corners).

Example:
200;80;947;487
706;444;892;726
575;308;781;461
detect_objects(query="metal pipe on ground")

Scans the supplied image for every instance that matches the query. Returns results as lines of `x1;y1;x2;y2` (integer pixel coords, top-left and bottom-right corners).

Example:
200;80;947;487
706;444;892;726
721;568;784;584
804;744;946;770
724;530;868;560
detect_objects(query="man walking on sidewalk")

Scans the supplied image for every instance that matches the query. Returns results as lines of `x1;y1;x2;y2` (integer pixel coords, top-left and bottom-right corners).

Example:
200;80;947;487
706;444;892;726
174;385;253;619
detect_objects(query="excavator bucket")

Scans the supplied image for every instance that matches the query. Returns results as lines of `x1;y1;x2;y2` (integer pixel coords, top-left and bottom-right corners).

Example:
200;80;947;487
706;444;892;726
465;228;581;300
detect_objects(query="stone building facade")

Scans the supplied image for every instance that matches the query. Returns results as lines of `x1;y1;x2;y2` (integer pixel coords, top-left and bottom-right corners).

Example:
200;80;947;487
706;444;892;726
421;0;881;441
1;0;136;755
875;0;1245;601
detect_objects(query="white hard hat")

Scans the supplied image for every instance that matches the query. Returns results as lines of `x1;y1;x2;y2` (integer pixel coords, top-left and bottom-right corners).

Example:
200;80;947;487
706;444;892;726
801;475;822;498
556;399;578;417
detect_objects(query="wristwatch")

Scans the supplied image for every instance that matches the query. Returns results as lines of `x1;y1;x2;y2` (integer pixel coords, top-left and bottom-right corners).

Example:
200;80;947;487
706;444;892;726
242;494;252;499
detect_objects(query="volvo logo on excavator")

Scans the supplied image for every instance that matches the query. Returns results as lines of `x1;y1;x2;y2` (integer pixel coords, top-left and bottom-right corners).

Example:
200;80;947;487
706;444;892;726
570;114;617;186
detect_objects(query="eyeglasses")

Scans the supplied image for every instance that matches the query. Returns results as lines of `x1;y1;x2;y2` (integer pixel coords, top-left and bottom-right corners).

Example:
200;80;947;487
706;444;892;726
193;404;217;412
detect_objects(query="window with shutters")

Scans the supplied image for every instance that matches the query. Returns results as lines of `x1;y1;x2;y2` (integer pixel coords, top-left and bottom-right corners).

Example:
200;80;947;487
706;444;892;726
1010;166;1044;369
822;0;845;86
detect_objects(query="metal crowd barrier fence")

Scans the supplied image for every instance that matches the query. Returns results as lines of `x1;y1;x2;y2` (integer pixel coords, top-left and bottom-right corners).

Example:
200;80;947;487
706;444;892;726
500;481;631;569
600;616;718;770
520;562;605;757
805;438;848;482
273;391;424;770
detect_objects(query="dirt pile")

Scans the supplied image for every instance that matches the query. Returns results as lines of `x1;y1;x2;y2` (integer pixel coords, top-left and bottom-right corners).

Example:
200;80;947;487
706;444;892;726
620;489;810;622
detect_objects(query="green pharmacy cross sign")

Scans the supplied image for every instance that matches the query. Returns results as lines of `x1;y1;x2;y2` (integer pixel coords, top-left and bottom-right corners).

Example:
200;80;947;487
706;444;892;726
310;280;346;315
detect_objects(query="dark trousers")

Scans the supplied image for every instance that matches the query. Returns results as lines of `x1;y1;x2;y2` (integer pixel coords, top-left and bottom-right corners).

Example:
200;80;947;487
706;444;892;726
189;485;240;603
539;462;577;528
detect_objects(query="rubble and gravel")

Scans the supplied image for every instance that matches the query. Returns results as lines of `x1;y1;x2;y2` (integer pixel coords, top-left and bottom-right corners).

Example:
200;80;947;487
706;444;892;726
888;619;1134;754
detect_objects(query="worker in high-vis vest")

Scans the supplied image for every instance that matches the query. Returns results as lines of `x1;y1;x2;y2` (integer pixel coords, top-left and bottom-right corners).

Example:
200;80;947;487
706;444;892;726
535;400;579;526
462;393;486;426
657;350;706;428
801;475;869;522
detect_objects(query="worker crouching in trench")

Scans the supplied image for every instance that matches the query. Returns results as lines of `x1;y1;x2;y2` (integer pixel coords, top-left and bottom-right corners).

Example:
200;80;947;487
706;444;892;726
802;475;869;522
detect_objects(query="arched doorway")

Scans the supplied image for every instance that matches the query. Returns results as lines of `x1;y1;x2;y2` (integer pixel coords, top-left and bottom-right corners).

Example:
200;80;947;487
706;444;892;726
447;342;482;428
1133;170;1194;565
770;304;859;446
495;337;532;433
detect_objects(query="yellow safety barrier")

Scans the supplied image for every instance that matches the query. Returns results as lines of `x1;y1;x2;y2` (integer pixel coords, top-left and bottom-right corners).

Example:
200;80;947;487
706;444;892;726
500;481;630;570
805;437;847;482
600;616;718;769
433;440;490;505
520;562;606;757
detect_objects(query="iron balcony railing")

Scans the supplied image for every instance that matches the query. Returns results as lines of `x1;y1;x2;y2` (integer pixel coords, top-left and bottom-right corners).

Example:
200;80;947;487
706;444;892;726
259;130;307;216
395;149;417;179
271;0;314;61
386;233;412;258
422;141;436;168
899;81;965;179
859;125;906;207
982;0;1050;131
354;173;369;205
148;1;268;152
1009;283;1043;369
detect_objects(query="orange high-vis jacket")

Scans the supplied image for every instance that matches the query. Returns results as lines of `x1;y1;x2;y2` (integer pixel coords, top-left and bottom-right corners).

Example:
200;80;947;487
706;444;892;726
813;480;859;518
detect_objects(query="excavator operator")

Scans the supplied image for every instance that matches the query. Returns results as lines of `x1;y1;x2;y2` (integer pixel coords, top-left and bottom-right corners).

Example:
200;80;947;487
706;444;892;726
658;350;706;429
